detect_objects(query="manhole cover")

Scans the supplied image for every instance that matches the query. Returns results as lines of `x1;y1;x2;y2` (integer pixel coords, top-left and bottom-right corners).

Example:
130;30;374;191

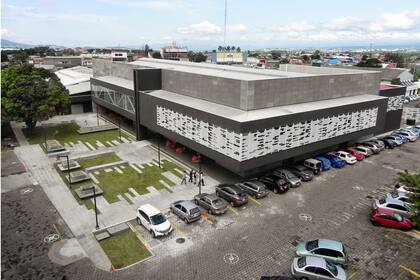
223;252;239;264
176;237;185;244
20;188;34;195
43;233;60;243
299;213;312;221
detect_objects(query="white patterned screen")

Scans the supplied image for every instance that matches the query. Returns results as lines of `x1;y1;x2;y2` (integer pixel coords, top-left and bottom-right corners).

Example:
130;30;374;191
387;96;404;112
156;106;378;162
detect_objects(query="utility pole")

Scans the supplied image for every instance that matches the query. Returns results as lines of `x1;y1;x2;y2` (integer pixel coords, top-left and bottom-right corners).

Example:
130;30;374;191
57;155;71;187
87;185;100;230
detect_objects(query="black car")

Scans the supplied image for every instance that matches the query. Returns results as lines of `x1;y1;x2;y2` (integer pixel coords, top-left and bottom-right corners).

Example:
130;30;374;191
259;174;290;194
215;184;248;207
380;137;397;149
235;180;269;199
289;165;314;182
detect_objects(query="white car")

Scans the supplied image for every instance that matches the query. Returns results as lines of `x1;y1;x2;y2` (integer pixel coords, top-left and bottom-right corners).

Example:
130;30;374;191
372;197;412;219
395;130;418;142
353;146;373;156
331;151;357;164
137;204;172;237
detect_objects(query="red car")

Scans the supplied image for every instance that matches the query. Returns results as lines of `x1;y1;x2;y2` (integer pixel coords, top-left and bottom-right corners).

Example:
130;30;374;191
371;208;412;231
345;148;365;161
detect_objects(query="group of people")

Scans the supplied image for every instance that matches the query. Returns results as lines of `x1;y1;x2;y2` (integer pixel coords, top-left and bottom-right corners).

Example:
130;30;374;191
181;169;205;186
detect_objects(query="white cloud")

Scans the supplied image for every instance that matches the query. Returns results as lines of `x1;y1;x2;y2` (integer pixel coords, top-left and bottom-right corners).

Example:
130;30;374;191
1;28;14;37
98;0;186;10
367;10;420;31
228;24;247;33
177;21;221;35
269;21;318;32
324;16;363;31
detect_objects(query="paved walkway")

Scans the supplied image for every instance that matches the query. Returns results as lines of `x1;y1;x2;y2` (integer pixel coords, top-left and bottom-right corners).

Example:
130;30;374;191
10;121;29;146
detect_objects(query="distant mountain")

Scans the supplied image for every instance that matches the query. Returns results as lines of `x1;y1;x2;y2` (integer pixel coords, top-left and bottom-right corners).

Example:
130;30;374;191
1;39;34;49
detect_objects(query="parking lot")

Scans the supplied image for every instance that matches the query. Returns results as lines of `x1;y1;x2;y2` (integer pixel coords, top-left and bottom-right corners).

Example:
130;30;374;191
121;138;420;280
3;131;420;279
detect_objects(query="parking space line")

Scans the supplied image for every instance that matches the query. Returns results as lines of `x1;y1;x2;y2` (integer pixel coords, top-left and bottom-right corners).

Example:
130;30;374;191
348;271;358;279
384;232;412;248
172;222;185;236
399;264;420;278
127;222;151;251
248;197;262;206
52;223;62;240
228;206;239;215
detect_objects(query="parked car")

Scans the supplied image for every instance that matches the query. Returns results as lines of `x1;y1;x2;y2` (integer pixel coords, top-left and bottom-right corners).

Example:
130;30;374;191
328;151;357;165
304;158;322;175
170;200;201;223
358;142;380;154
215;184;248;207
291;256;346;280
390;133;408;144
394;183;414;195
259;174;290;194
372;197;412;219
345;148;365;161
289;165;315;181
405;126;420;137
137;204;172;237
399;128;419;138
235;180;269;199
379;137;398;149
273;169;302;187
295;239;348;266
194;193;228;215
325;154;346;168
368;139;385;151
393;130;417;142
382;135;403;146
371;208;413;231
315;156;331;171
352;146;374;156
386;192;412;206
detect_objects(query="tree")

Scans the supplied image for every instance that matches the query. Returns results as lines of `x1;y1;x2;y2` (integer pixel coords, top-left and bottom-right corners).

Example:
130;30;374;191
236;47;241;52
188;52;207;63
218;46;223;51
398;171;420;228
151;52;161;59
226;46;231;51
231;46;236;51
1;64;70;129
384;52;405;68
356;58;382;68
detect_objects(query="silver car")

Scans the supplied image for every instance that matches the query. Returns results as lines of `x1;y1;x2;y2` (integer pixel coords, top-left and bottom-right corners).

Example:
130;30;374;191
386;192;412;206
368;139;385;151
373;197;412;218
291;256;346;280
170;200;201;223
274;169;302;187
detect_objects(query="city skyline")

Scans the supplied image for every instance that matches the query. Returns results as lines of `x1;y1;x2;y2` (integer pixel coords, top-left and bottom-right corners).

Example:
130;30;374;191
1;0;420;49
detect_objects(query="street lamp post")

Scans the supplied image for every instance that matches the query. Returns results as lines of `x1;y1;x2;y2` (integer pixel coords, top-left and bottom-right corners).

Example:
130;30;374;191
96;103;99;126
88;185;100;230
56;155;71;186
198;153;202;195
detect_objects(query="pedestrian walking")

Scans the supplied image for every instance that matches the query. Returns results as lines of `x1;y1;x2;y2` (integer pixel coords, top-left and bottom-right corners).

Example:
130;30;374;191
181;170;187;184
193;170;197;184
188;169;193;183
199;171;205;186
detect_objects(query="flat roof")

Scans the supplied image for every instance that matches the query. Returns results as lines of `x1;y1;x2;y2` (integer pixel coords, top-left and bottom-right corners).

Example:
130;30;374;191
92;76;133;90
67;81;91;95
55;66;93;86
130;58;379;81
145;90;387;123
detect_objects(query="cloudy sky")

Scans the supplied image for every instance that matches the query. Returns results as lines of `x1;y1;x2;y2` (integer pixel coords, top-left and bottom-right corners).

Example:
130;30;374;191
2;0;420;49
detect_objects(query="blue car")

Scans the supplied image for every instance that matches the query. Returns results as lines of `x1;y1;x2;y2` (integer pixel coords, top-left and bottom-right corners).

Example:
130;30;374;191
391;133;408;144
315;156;331;171
325;154;346;168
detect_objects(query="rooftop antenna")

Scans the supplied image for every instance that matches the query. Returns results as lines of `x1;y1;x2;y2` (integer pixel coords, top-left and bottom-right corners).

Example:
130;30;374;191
223;0;227;66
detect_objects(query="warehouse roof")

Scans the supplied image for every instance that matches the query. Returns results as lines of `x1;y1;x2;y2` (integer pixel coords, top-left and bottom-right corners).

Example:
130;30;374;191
92;76;133;90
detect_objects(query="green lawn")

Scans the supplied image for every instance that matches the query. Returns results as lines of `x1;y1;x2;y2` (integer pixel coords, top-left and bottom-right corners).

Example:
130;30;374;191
158;159;184;178
23;123;132;149
95;163;175;204
99;229;151;269
78;154;122;169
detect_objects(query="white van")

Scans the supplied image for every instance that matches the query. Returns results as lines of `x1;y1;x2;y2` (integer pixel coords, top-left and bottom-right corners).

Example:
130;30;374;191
303;158;322;175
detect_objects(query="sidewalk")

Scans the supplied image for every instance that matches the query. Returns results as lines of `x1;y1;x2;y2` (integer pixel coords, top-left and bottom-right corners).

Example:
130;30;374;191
10;121;29;146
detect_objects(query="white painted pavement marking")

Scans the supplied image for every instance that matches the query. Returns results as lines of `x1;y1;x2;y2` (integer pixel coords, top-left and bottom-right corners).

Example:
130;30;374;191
111;140;120;145
85;142;96;150
69;141;75;147
94;171;100;175
120;165;126;169
117;194;129;205
174;168;183;174
90;174;99;184
129;163;142;174
114;166;123;174
382;164;404;173
121;136;130;143
146;186;159;194
96;141;106;148
104;168;113;173
106;141;114;147
128;188;140;197
124;192;135;204
147;162;154;167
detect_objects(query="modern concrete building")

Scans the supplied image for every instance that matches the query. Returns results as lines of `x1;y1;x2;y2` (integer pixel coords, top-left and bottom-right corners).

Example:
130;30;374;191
211;51;246;64
160;45;189;61
91;58;404;177
42;56;83;69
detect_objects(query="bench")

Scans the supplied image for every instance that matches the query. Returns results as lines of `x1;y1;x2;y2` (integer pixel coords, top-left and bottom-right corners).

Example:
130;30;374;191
77;124;117;134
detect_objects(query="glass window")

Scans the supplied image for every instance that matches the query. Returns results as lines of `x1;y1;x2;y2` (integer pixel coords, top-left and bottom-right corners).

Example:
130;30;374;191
305;266;317;273
326;261;338;276
316;268;333;277
306;240;319;251
297;257;306;268
150;213;166;225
